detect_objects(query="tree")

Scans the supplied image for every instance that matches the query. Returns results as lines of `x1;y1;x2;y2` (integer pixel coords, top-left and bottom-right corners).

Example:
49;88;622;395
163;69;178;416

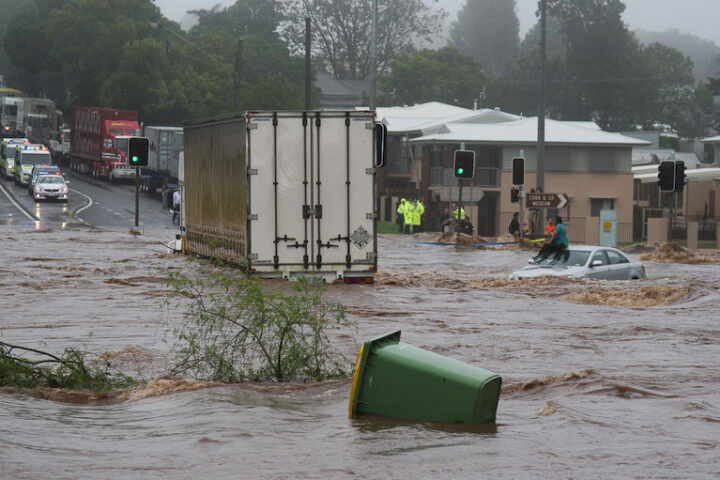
449;0;520;75
379;47;485;107
282;0;446;80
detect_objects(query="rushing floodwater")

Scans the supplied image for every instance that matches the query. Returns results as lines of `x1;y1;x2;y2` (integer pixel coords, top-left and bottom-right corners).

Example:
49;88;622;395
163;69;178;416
1;225;719;479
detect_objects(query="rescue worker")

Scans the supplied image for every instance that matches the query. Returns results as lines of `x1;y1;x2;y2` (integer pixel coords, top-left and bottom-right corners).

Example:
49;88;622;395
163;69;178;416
403;199;415;234
452;203;465;220
414;199;425;232
396;198;406;227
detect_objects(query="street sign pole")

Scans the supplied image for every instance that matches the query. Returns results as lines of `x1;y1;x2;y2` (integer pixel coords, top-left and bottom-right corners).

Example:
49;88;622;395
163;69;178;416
519;186;524;238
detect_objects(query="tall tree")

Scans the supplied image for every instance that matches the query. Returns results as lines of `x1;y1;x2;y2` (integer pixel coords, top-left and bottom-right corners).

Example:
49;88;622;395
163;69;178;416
379;46;485;107
282;0;446;80
449;0;520;75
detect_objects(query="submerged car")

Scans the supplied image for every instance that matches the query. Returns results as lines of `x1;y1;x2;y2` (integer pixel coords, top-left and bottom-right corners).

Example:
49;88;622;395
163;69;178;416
32;174;69;202
512;245;646;280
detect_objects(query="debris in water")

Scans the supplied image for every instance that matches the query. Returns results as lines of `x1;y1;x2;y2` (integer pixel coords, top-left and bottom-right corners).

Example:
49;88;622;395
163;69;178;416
639;242;720;264
537;401;557;416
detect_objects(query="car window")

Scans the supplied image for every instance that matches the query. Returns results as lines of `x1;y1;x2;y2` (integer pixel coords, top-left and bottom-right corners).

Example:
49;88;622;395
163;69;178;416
606;250;629;264
534;250;589;266
591;251;609;265
39;176;64;184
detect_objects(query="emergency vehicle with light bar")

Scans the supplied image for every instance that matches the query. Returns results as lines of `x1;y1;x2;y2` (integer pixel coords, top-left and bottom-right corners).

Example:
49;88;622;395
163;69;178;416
13;144;52;186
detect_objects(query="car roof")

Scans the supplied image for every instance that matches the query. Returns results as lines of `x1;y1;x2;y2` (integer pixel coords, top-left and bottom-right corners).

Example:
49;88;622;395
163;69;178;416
37;174;64;180
567;245;624;253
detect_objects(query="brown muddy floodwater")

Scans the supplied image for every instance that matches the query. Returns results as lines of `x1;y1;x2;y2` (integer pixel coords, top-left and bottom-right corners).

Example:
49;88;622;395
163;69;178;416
1;226;719;479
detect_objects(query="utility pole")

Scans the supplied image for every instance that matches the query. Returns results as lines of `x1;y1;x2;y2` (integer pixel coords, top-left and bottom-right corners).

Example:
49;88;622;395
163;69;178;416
537;0;547;232
234;40;242;113
369;0;378;110
305;17;312;110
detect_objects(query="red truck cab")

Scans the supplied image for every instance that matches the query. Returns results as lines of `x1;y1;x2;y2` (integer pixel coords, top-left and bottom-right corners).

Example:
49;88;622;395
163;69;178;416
69;106;140;182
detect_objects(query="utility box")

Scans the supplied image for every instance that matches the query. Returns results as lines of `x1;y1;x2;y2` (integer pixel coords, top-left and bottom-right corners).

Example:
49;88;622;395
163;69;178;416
183;111;381;282
349;330;502;424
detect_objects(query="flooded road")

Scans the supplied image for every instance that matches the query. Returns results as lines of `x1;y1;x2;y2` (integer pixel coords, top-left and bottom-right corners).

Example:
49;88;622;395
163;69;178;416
1;225;719;479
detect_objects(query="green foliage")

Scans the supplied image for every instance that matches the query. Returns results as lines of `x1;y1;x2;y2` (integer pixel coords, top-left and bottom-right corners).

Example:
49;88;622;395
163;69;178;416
283;0;446;80
166;269;353;383
449;0;520;75
0;341;138;391
380;47;485;107
377;221;400;234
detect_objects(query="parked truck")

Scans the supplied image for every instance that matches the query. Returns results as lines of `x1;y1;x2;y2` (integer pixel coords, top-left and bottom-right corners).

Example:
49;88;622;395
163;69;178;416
139;126;183;196
183;110;385;282
68;106;140;182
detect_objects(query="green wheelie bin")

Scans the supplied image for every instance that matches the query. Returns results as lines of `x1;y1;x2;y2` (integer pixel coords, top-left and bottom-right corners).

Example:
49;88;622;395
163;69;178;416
349;330;501;424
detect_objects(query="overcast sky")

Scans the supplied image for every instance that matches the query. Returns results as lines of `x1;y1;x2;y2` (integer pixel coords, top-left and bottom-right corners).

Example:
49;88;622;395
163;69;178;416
155;0;720;47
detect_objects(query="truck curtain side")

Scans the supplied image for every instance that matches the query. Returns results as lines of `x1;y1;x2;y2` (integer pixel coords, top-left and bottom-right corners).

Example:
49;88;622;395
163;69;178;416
183;111;380;281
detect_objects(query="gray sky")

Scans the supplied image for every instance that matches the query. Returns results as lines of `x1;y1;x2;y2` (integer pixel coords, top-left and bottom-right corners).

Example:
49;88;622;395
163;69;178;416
155;0;720;47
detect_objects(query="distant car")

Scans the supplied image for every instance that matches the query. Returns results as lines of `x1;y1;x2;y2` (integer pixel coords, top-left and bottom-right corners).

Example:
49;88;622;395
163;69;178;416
32;174;69;202
511;245;646;280
28;164;62;195
13;144;52;186
0;137;28;179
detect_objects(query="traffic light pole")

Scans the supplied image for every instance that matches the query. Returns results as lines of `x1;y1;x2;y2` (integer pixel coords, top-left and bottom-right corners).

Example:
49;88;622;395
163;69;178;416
134;166;140;229
519;186;524;239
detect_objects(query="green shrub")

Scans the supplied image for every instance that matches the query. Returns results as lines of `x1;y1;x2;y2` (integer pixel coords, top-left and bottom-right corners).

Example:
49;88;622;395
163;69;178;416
166;269;353;383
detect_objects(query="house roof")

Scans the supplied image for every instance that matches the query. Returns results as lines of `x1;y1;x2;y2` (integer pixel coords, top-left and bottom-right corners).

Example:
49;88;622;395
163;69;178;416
700;135;720;143
410;117;651;147
631;149;701;167
376;102;470;122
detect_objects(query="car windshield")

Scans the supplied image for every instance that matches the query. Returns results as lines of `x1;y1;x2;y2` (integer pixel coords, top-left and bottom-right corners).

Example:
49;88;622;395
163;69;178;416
38;176;65;184
21;153;52;165
533;250;590;267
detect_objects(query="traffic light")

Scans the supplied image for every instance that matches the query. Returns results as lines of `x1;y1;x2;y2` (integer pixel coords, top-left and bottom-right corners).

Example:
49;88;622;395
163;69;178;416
512;157;525;185
657;160;675;192
674;160;686;192
128;136;149;167
510;187;519;203
453;150;475;179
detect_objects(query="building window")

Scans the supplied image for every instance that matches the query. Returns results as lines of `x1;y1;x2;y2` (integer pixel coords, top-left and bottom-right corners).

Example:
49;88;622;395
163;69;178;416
590;198;614;217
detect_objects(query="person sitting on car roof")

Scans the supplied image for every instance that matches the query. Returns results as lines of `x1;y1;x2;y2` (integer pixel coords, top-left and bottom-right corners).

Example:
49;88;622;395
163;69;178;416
535;216;568;260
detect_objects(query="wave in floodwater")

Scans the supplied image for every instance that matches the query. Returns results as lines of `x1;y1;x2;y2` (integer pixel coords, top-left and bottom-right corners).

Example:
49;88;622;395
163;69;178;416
561;285;691;307
639;242;720;264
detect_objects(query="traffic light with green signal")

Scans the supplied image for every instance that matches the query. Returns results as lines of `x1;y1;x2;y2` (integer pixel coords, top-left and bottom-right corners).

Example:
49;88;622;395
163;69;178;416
657;161;675;192
128;137;149;167
453;150;475;179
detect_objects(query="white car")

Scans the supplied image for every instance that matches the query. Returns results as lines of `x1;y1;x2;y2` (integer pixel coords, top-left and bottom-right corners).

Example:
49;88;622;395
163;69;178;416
512;245;646;280
32;174;69;202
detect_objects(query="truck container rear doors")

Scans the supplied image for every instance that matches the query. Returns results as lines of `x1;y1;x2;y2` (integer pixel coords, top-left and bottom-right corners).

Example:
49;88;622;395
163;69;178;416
246;111;376;278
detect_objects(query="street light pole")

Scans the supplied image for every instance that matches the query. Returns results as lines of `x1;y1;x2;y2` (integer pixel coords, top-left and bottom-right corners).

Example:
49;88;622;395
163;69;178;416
536;0;547;232
369;0;378;110
151;22;241;112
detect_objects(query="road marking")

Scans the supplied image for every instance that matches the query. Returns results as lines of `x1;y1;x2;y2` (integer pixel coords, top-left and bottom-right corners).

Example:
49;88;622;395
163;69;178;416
0;181;36;221
70;188;93;225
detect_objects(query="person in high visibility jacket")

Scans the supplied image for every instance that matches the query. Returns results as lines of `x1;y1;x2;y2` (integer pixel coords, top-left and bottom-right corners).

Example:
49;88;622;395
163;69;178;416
543;218;555;238
414;200;425;232
403;200;415;234
396;198;406;227
452;203;465;220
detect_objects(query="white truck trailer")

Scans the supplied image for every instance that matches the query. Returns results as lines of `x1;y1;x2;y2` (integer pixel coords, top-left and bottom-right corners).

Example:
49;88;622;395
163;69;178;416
183;110;385;282
140;126;183;195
